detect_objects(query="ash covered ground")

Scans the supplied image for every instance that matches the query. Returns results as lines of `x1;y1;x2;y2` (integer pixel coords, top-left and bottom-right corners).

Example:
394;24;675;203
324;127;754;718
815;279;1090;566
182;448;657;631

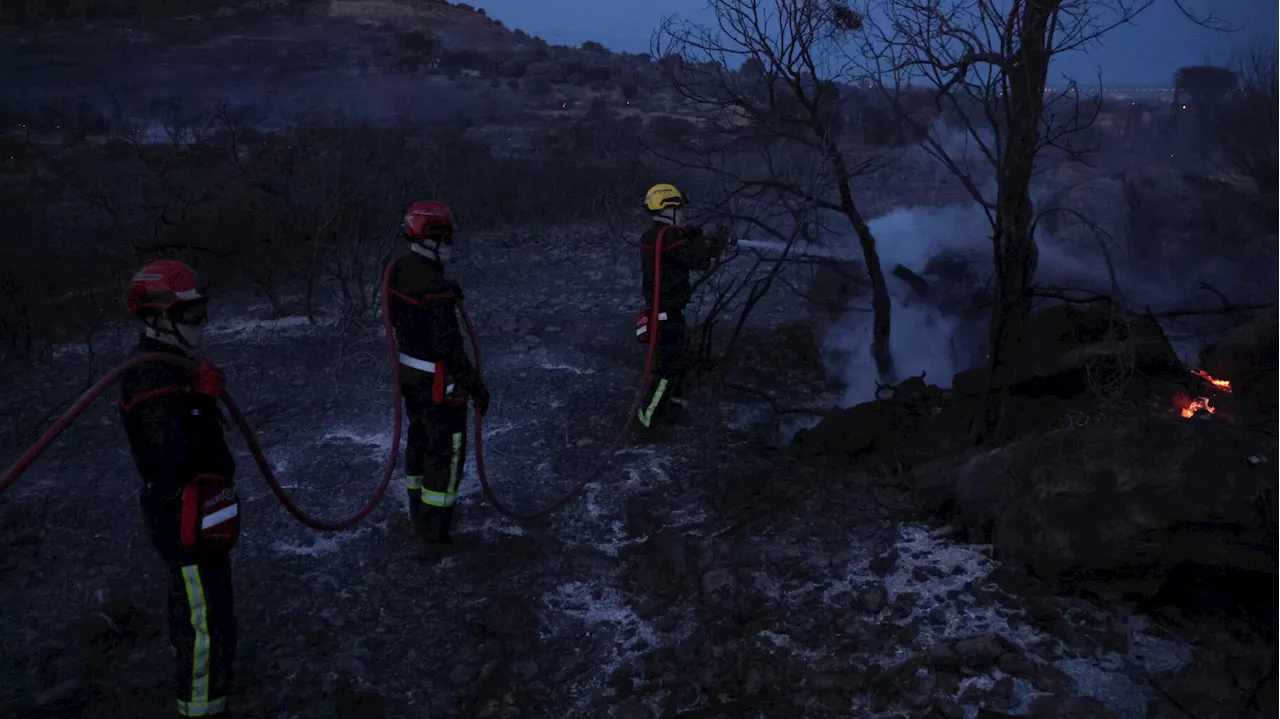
0;225;1236;719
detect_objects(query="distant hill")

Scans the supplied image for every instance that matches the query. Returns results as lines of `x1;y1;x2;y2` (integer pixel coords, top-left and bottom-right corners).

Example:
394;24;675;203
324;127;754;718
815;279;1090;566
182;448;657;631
1;0;533;52
325;0;532;52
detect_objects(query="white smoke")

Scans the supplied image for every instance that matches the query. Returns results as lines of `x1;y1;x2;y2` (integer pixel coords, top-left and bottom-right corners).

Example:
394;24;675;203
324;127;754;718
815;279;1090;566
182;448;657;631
822;202;994;406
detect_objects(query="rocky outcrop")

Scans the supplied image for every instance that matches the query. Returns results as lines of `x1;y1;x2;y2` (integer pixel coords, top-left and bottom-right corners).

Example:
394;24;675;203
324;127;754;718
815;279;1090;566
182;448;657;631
1200;310;1279;429
952;301;1184;399
911;416;1278;598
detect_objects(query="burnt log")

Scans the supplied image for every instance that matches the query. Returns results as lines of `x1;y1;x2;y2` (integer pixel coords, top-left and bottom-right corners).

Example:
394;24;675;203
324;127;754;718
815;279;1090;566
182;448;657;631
891;264;931;298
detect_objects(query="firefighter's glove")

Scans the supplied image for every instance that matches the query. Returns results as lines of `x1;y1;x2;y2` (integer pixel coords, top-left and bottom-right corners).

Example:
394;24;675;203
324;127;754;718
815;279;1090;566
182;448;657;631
472;383;491;417
194;358;227;399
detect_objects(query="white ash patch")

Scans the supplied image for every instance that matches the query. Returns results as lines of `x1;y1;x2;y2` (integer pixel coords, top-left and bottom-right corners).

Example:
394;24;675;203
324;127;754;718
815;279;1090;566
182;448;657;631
465;515;527;538
478;419;528;439
778;412;824;445
321;426;394;450
1055;658;1149;719
537;362;597;376
1124;623;1193;674
205;314;335;339
754;629;828;662
268;522;377;557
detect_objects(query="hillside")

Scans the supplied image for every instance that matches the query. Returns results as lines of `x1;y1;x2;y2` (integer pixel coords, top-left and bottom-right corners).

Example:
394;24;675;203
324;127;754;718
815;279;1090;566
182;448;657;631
0;0;685;129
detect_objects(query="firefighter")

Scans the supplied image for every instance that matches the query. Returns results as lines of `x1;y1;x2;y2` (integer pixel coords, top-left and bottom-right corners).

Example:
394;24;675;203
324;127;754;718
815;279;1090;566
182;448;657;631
636;183;729;433
119;260;239;719
386;200;490;559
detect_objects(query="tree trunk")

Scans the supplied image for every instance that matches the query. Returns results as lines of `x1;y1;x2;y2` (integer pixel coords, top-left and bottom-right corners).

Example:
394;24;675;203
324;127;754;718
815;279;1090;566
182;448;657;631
830;147;894;377
979;0;1055;436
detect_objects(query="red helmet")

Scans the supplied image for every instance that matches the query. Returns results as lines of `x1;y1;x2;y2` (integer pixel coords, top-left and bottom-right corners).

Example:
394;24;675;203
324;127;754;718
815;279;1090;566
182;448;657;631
402;200;456;242
126;259;206;318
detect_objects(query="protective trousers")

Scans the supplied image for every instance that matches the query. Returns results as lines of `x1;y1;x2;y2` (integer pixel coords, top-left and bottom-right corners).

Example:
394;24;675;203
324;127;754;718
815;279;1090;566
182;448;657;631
167;556;236;718
402;379;468;544
638;308;688;428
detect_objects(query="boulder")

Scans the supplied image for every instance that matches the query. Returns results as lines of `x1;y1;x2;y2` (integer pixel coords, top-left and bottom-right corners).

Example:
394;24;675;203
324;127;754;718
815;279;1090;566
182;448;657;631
1199;310;1279;429
952;301;1183;398
911;416;1277;598
1203;301;1274;383
1121;170;1268;267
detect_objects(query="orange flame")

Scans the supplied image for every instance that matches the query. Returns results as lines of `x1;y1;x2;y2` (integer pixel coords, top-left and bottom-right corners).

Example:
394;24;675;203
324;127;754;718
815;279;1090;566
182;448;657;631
1193;370;1232;393
1180;397;1215;418
1172;389;1218;419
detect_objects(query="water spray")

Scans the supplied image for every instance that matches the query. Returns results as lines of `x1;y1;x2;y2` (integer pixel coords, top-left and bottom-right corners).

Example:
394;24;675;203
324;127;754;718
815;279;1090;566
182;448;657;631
734;238;847;260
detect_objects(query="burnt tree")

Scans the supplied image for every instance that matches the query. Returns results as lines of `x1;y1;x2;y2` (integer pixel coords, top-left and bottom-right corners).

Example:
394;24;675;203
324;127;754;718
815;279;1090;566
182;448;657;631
653;0;897;376
859;0;1221;435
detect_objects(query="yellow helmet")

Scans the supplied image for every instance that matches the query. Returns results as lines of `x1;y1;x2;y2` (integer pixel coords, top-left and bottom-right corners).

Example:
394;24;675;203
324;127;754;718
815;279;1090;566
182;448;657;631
643;183;685;213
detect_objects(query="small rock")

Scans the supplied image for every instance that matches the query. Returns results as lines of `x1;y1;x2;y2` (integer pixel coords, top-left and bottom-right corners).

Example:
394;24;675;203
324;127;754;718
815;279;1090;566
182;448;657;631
701;568;735;597
902;672;939;708
611;698;654;719
575;437;595;447
926;642;958;667
997;652;1036;679
449;664;478;685
635;598;663;620
1032;663;1075;694
988;676;1017;710
869;548;900;576
936;671;961;694
813;692;849;711
935;697;966;719
1044;619;1092;651
335;656;368;680
954;634;1005;667
653;614;678;633
1027;695;1117;718
988;563;1033;594
858;583;890;614
511;660;538;681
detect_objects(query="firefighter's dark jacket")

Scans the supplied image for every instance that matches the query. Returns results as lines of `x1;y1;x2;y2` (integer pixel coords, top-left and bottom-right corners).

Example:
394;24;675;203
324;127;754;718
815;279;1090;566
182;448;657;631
387;250;483;398
119;337;236;560
640;223;722;309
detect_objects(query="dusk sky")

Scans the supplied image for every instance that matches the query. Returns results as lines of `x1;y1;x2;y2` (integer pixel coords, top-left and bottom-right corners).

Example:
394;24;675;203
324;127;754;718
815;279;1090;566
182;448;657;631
474;0;1278;86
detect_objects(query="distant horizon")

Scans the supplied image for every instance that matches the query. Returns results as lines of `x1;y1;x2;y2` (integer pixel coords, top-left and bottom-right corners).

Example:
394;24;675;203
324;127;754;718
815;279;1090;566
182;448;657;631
473;0;1277;87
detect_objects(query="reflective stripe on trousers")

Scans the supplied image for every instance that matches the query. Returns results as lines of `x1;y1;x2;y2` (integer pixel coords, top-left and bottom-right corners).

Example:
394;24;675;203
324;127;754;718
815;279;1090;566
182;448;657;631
637;378;670;427
177;566;226;717
421;432;464;507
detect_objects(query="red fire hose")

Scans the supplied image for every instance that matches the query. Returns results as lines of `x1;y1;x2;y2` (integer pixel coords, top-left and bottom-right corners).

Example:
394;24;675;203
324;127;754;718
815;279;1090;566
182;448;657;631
459;227;666;520
0;231;669;527
0;260;407;531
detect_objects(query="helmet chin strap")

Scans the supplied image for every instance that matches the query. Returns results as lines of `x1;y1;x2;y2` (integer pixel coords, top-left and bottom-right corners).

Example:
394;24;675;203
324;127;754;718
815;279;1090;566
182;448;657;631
145;317;199;352
411;240;452;264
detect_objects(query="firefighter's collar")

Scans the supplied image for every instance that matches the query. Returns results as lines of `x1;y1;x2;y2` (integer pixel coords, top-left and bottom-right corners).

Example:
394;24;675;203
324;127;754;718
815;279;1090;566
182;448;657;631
410;242;451;263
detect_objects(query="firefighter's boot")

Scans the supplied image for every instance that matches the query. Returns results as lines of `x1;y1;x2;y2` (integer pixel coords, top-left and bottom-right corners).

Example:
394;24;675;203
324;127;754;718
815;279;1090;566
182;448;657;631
414;505;453;561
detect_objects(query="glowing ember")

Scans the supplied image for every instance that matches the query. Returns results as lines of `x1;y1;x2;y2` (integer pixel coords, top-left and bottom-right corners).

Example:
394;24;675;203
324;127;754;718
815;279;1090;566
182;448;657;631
1181;397;1216;418
1193;370;1232;393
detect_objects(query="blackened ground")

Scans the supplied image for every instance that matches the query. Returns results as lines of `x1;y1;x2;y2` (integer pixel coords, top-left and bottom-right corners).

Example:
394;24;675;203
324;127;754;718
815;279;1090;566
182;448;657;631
0;223;1272;719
